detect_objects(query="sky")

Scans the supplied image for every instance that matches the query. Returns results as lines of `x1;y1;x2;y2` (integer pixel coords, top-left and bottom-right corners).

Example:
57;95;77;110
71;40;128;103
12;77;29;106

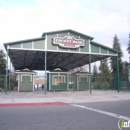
0;0;130;63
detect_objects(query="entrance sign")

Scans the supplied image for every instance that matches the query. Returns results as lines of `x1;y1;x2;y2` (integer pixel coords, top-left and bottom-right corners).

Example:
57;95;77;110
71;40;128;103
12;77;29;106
53;36;85;48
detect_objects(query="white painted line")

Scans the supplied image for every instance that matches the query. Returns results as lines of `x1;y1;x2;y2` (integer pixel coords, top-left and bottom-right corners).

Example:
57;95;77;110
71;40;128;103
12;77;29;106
72;104;130;121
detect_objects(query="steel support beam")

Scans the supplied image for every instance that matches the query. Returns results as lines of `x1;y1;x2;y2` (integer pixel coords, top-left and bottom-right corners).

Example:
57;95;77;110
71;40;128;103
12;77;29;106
89;54;92;94
5;47;9;95
116;56;120;92
44;51;47;95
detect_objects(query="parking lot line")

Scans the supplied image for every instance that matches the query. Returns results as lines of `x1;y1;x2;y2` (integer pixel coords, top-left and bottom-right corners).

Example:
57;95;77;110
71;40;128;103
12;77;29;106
72;104;130;121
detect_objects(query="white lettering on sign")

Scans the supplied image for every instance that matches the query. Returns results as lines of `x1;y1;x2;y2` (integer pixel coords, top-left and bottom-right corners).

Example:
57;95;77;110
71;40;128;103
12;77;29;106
53;36;85;48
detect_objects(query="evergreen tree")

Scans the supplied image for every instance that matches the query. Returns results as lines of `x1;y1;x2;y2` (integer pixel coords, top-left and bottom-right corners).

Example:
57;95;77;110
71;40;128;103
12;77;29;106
92;63;98;76
99;59;110;76
126;34;130;62
0;49;6;74
123;61;129;74
110;35;123;74
93;59;111;90
0;48;6;89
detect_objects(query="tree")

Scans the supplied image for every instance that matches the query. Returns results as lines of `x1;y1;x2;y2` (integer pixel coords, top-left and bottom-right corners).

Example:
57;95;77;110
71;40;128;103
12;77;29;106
110;35;123;74
0;48;6;89
98;59;111;89
99;59;110;76
126;34;130;63
92;63;98;76
0;49;6;74
123;61;129;74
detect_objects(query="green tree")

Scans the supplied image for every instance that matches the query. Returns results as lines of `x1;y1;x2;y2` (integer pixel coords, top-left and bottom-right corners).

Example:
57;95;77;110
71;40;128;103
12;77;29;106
99;59;111;90
110;35;123;74
0;48;6;89
0;49;6;74
92;63;98;76
123;61;129;74
126;34;130;63
99;59;110;76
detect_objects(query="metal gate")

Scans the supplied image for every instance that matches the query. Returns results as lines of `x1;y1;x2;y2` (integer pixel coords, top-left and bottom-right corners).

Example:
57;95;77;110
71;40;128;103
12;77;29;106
69;74;77;91
69;74;89;91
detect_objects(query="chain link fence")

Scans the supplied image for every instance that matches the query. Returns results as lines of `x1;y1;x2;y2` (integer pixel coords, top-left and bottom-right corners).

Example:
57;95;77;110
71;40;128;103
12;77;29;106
92;73;130;91
0;73;17;92
0;75;5;91
91;75;116;90
120;73;130;90
1;73;130;92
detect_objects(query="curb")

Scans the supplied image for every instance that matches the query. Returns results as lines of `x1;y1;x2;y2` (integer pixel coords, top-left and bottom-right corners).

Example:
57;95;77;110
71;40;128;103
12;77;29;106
0;102;68;107
0;99;130;107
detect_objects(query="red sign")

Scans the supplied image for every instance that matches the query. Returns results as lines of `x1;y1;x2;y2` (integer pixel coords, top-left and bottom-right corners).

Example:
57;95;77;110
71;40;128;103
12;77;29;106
53;36;85;48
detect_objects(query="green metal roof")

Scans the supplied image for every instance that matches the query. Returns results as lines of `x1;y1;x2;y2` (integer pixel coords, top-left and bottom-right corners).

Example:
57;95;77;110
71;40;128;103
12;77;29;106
90;41;122;54
4;37;45;50
42;29;94;40
3;29;121;71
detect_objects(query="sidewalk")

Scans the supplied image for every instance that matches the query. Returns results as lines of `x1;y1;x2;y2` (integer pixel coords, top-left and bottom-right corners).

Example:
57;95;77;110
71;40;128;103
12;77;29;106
0;90;130;106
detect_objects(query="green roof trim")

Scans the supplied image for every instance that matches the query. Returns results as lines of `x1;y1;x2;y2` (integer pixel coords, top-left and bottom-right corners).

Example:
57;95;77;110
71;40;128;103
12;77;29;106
90;41;122;54
4;37;45;50
3;29;121;55
42;29;94;40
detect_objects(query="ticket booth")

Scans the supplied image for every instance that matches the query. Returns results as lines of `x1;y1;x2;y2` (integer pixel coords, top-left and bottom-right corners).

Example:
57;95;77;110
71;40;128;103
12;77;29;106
16;68;37;92
47;71;69;91
75;72;89;90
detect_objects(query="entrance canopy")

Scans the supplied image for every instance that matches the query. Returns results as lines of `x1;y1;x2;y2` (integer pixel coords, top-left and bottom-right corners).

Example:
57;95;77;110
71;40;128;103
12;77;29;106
4;29;120;71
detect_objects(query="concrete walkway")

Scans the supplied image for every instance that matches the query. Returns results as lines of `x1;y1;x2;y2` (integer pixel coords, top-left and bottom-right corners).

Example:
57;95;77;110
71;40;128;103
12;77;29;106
0;90;130;106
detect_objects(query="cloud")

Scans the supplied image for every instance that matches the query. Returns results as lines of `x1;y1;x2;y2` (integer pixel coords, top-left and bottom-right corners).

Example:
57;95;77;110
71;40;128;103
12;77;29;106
0;0;6;4
0;0;129;62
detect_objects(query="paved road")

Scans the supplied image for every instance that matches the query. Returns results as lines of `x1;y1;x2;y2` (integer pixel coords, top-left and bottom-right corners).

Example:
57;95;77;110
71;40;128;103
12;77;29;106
0;101;130;130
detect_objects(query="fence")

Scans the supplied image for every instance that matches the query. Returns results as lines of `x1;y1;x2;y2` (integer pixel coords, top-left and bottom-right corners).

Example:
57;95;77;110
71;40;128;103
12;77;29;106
69;75;77;90
91;75;116;90
0;73;130;92
69;74;124;91
0;74;17;91
91;73;130;91
0;75;5;91
120;73;130;90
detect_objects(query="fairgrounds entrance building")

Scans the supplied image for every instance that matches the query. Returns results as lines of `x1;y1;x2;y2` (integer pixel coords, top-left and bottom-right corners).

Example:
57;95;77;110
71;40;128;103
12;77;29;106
4;29;121;94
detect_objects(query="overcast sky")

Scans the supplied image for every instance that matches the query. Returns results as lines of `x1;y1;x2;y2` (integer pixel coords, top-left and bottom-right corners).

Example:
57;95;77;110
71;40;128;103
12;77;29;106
0;0;130;62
